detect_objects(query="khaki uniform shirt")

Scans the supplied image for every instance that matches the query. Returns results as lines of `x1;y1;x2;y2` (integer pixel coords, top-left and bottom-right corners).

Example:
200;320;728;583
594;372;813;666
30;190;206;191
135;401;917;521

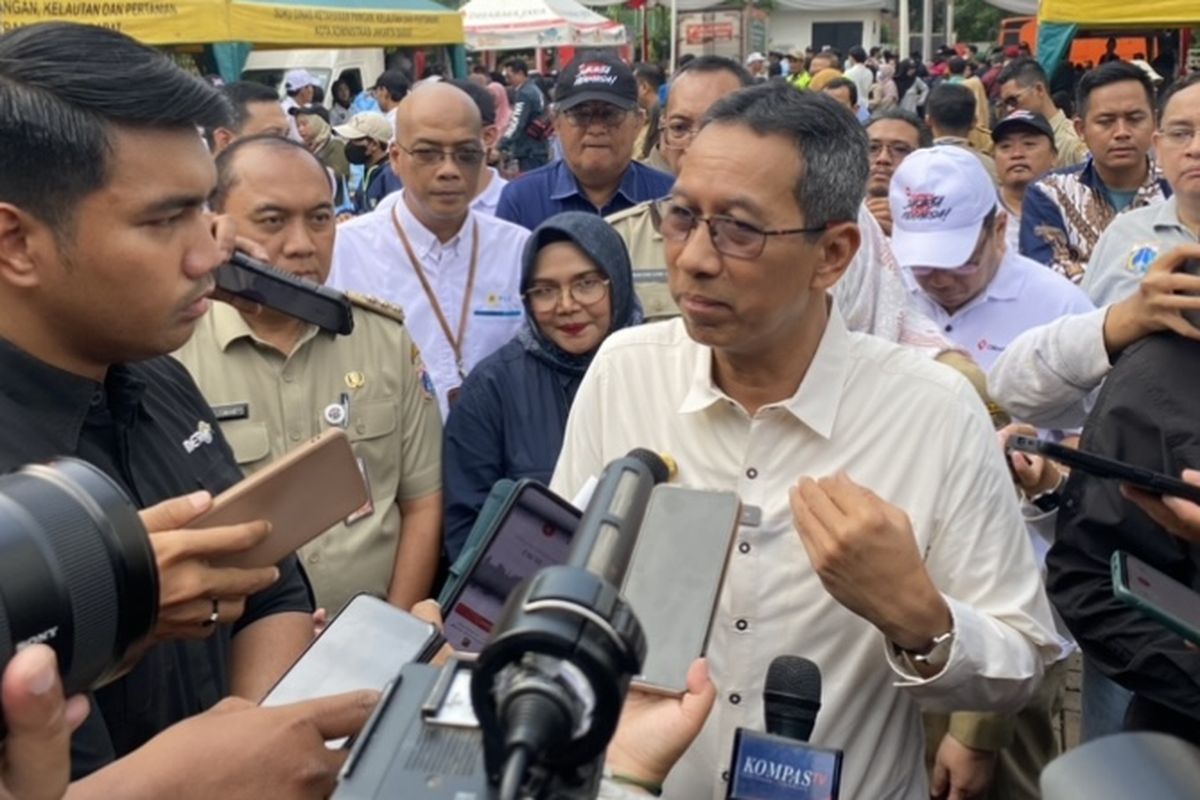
174;298;442;614
1050;109;1089;169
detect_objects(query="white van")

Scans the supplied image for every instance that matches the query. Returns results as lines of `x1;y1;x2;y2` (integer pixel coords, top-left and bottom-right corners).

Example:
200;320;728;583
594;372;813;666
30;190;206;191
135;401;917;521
241;48;386;100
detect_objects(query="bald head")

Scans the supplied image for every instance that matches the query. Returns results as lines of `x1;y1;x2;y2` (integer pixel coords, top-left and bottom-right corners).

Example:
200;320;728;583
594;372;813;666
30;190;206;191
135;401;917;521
212;134;327;211
395;82;482;144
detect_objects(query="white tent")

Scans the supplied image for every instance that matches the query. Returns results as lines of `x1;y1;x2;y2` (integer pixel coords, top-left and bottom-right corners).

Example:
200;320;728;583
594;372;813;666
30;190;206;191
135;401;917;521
461;0;628;51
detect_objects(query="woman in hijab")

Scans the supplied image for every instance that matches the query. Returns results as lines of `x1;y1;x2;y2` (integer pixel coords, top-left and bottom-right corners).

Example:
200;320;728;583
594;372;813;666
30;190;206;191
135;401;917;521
868;62;899;112
441;212;642;562
294;106;350;203
486;81;512;166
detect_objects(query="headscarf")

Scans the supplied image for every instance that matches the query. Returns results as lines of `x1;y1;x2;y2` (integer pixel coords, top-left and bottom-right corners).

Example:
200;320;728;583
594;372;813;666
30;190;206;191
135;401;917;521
301;111;332;154
516;212;643;376
488;82;512;134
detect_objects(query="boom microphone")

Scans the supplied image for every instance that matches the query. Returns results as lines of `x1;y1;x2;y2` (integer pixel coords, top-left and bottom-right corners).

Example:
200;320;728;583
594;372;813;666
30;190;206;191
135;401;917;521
471;448;670;799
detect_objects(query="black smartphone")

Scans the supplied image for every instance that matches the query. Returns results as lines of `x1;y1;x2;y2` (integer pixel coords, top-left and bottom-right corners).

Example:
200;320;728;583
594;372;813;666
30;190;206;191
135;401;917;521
1007;436;1200;504
215;251;354;335
435;480;581;654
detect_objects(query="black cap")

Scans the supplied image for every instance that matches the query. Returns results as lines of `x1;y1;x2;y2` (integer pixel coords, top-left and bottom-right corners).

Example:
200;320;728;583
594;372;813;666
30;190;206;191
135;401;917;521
288;104;330;125
372;69;410;97
553;52;638;112
992;109;1055;144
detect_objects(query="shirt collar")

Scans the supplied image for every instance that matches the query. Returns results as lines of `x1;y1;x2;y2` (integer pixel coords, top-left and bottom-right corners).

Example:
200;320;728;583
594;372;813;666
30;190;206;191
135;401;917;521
210;301;322;354
550;158;640;206
678;300;850;439
394;190;471;260
982;248;1025;301
0;337;147;450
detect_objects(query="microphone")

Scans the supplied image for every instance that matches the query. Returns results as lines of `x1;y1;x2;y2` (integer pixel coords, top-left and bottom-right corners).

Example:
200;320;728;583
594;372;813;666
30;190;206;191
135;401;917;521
764;656;822;741
726;656;843;800
471;449;670;799
569;448;676;509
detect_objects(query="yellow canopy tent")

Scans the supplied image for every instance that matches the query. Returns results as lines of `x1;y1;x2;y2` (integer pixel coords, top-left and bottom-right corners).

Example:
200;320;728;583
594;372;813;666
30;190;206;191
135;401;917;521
1035;0;1195;78
0;0;463;47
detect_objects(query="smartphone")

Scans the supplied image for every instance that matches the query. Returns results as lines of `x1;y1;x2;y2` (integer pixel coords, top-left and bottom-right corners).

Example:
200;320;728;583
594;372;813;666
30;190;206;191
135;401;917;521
623;485;741;695
437;480;581;653
216;251;354;335
1112;551;1200;645
262;594;437;707
188;428;368;568
1007;436;1200;504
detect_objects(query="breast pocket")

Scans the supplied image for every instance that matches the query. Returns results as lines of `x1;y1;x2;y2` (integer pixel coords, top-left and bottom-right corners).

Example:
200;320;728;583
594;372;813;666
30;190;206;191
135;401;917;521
221;421;273;468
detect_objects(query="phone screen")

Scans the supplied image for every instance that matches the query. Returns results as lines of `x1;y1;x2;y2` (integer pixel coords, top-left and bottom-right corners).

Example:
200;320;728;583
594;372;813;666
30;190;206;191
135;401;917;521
261;594;435;709
1117;553;1200;643
441;486;580;652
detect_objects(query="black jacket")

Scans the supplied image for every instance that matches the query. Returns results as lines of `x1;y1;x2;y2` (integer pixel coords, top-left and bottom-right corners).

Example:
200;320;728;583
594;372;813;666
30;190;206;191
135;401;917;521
1047;332;1200;742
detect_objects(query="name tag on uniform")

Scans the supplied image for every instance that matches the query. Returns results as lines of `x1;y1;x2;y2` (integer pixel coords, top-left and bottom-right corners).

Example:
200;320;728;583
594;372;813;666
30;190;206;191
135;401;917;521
211;402;249;421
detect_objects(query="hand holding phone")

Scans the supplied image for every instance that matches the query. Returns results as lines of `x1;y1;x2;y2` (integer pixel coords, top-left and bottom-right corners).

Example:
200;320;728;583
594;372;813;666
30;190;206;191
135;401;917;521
139;492;282;641
1007;436;1200;505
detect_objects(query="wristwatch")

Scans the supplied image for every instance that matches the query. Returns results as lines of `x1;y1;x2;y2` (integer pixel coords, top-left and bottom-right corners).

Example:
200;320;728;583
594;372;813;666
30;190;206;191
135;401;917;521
895;629;955;671
1030;472;1069;513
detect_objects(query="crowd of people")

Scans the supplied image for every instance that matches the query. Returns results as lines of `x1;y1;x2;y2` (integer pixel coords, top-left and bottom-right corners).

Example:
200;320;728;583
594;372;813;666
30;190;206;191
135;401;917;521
1;17;1199;800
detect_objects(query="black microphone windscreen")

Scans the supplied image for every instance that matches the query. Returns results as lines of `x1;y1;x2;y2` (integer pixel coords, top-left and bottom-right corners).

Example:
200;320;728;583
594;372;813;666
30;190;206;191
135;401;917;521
625;448;669;485
763;655;822;742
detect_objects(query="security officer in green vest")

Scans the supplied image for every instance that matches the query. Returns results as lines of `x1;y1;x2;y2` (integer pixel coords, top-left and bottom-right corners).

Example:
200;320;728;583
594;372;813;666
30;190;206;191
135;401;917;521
176;135;443;617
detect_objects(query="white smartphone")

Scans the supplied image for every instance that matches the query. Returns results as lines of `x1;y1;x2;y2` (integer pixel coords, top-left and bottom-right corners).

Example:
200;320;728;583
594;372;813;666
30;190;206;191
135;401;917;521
621;485;741;695
261;594;437;710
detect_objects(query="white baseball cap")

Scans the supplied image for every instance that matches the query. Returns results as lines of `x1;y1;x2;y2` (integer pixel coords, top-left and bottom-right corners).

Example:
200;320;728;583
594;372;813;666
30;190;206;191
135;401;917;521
284;69;319;92
889;145;997;270
745;52;766;65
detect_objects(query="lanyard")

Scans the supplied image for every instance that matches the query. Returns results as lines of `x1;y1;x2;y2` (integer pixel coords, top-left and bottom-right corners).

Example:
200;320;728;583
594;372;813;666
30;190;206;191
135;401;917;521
390;207;479;380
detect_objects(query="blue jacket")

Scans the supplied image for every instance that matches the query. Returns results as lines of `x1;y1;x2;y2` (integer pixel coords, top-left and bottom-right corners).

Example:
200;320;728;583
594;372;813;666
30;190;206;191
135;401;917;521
441;338;582;561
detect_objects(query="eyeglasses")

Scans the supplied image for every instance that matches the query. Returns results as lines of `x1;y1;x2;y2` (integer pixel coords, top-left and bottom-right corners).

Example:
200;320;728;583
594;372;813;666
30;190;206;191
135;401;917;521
1159;127;1200;148
651;198;826;260
659;120;701;149
1000;86;1032;111
396;144;485;168
559;105;632;129
868;141;915;160
523;276;611;311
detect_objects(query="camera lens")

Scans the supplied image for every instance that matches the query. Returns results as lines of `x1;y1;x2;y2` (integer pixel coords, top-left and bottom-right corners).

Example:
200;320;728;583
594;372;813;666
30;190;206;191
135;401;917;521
0;458;158;703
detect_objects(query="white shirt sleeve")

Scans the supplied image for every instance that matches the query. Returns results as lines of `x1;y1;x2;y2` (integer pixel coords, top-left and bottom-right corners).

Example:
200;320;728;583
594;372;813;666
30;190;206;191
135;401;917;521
987;308;1111;430
884;383;1063;711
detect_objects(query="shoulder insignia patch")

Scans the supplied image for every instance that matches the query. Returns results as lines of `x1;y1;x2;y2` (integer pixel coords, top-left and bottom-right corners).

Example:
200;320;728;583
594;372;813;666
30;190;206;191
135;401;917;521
346;291;406;324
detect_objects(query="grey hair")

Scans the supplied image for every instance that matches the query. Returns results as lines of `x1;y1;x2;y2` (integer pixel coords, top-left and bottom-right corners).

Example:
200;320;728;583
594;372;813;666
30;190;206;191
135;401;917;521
700;82;868;227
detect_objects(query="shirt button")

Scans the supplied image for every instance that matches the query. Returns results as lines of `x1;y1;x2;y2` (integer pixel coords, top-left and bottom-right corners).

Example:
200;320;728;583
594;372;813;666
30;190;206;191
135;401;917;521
745;467;758;480
721;771;730;783
356;422;367;434
729;692;741;705
944;324;953;333
735;619;749;631
282;371;294;383
308;553;320;564
90;391;104;406
288;427;302;441
738;542;751;554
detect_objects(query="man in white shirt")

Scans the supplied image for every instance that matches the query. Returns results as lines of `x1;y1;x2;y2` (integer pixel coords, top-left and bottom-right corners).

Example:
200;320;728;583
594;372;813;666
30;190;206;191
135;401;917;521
895;146;1094;373
551;84;1061;800
281;69;318;141
371;69;409;138
329;82;529;418
844;46;874;117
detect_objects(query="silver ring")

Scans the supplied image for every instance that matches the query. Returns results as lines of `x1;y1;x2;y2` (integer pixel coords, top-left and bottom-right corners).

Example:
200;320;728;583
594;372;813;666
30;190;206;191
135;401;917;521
203;598;219;627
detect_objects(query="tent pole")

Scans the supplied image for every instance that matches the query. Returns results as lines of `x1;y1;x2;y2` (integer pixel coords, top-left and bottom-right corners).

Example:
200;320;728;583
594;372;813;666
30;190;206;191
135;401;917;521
921;0;932;61
946;0;955;49
669;0;678;72
899;0;909;59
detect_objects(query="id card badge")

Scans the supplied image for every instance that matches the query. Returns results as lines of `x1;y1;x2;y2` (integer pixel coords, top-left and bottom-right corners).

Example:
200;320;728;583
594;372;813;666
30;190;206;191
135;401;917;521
345;456;374;525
